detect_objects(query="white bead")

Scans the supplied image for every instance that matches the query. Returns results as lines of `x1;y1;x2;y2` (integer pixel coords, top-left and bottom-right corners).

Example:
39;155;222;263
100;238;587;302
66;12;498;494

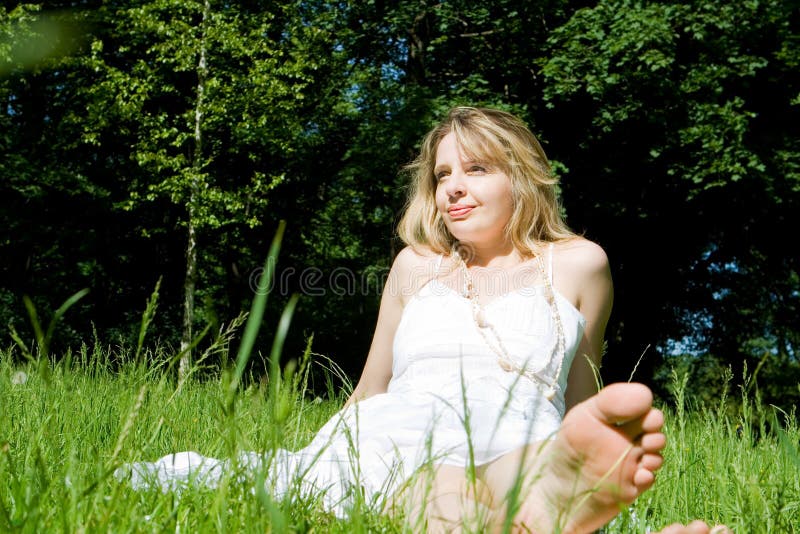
475;309;487;327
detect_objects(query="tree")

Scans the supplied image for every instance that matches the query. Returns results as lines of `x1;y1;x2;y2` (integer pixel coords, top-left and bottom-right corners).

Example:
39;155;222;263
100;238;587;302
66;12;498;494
539;0;799;399
78;0;345;373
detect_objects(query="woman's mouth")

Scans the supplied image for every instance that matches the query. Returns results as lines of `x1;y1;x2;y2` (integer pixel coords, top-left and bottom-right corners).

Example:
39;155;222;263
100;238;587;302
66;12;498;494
448;206;474;217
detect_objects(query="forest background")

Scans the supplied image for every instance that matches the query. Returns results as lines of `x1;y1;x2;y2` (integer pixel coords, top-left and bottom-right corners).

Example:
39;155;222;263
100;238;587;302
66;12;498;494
1;0;798;408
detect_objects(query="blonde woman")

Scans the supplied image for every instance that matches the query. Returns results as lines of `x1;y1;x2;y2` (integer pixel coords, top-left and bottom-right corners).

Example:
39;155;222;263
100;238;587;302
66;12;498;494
346;107;726;532
122;108;728;534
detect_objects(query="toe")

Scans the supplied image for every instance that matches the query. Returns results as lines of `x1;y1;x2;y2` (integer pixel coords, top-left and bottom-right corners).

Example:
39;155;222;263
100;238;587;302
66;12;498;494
618;408;665;439
633;466;655;490
640;452;664;472
640;432;667;452
641;407;665;432
591;383;654;425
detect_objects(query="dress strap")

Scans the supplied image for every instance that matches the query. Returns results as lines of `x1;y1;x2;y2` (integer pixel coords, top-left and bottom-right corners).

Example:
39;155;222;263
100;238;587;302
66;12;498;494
434;254;444;276
548;243;555;286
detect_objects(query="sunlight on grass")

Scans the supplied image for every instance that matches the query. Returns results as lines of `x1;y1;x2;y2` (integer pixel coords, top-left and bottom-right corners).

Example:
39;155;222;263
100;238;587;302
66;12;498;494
1;347;798;532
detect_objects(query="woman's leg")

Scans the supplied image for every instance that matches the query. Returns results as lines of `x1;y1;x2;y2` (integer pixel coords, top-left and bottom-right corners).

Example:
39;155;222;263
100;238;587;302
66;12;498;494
388;464;494;533
481;383;666;534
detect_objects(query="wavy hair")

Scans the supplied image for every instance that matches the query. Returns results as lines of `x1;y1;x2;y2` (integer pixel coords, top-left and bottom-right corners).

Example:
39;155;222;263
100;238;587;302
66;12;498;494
397;107;576;256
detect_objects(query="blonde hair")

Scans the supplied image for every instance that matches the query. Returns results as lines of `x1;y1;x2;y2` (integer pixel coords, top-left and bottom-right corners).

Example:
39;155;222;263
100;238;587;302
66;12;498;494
397;107;576;256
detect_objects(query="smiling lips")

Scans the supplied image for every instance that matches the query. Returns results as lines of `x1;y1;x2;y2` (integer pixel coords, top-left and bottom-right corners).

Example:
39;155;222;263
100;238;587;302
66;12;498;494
448;205;474;218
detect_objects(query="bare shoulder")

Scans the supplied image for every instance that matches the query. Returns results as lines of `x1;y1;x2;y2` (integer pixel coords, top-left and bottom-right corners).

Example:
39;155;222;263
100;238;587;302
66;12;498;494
551;238;612;308
392;245;440;275
553;238;610;276
391;245;442;305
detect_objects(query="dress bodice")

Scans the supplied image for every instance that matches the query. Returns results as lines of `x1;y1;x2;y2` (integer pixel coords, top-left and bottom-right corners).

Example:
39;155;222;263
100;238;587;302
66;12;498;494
390;260;586;418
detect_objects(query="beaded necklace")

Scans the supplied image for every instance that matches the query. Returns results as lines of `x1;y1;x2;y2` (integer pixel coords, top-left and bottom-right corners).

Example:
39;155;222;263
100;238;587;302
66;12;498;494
454;247;566;401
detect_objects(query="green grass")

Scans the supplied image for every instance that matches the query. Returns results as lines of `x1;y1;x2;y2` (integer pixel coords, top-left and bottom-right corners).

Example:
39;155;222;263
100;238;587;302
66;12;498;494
1;346;798;533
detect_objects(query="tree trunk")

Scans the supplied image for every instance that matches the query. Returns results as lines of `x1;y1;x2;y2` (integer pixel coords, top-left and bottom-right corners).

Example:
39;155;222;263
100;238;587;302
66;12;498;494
179;0;210;379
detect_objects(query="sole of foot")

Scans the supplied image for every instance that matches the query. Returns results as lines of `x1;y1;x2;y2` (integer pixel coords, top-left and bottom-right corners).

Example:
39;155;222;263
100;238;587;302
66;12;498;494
502;382;666;534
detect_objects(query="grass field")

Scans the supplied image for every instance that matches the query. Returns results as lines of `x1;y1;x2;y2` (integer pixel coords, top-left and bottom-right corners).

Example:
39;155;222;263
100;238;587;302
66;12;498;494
1;344;798;533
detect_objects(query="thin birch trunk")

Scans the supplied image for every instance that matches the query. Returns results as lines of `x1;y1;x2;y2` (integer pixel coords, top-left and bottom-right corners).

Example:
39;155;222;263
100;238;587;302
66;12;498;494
179;0;210;379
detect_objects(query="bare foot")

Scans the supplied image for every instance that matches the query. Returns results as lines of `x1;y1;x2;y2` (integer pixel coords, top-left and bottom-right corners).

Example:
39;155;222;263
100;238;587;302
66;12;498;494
495;383;666;534
654;521;733;534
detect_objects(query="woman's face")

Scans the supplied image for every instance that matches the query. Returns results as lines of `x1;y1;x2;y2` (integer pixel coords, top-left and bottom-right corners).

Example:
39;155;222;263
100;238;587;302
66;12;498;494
434;132;514;246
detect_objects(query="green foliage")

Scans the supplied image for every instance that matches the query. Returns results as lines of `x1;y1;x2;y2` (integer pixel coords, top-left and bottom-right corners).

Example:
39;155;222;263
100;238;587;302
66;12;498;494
78;0;345;232
618;369;800;533
537;0;799;380
541;0;791;198
0;346;350;532
0;4;79;74
0;0;797;393
0;347;798;531
0;2;798;529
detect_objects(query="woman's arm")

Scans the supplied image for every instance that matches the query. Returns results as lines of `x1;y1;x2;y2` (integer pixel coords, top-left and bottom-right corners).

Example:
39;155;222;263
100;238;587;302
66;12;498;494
554;239;614;412
343;246;432;407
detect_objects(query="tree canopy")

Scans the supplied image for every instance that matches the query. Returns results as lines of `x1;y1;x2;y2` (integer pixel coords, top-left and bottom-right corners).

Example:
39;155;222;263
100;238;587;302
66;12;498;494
1;0;798;405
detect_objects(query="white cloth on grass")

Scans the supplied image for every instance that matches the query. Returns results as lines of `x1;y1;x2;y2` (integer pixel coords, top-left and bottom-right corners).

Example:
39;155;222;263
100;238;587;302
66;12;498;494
116;249;586;517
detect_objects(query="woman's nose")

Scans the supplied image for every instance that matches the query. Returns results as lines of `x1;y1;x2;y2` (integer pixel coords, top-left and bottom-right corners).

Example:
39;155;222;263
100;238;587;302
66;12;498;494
444;172;466;197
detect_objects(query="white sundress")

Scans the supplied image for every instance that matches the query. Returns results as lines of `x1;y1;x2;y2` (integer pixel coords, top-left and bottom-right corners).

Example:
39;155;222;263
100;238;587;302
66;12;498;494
117;246;587;517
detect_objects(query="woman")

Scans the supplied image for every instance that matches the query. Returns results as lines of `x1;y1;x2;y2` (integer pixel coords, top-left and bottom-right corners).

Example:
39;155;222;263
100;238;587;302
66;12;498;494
348;106;615;530
122;107;728;534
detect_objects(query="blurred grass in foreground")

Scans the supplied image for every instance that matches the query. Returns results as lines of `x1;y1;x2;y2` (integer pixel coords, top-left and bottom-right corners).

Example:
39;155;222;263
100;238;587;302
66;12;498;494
1;346;798;532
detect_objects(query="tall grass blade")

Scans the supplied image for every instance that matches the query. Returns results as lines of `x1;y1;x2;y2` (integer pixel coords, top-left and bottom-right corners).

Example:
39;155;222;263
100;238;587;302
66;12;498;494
44;288;90;352
268;293;300;423
21;289;89;359
268;294;300;379
230;220;286;397
22;296;45;356
135;277;161;363
628;343;649;383
7;323;33;360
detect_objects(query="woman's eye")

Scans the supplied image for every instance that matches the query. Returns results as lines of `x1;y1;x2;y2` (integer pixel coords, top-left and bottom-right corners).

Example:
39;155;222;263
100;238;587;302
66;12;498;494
435;171;449;181
468;165;486;174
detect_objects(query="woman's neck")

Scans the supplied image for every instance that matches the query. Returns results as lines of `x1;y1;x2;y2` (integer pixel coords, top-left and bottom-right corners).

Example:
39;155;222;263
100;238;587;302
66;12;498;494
457;241;526;269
